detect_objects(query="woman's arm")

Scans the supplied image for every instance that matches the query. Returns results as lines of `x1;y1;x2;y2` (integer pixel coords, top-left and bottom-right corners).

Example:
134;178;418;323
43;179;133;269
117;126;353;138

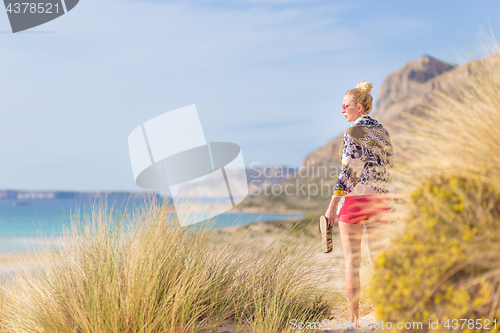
325;195;341;226
333;130;364;196
325;130;364;225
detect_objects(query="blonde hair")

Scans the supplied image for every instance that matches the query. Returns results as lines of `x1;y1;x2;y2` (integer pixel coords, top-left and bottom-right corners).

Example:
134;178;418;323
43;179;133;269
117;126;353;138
345;80;374;114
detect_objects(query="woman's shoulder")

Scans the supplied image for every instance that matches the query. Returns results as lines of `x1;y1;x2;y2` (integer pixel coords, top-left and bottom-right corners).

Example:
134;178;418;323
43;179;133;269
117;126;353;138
344;126;369;140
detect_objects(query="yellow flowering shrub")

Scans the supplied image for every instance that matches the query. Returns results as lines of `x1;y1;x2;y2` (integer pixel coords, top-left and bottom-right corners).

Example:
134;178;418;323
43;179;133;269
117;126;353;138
368;175;500;332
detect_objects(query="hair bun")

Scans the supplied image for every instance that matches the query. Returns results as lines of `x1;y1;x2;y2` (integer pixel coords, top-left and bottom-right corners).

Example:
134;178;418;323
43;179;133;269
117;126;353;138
356;80;373;93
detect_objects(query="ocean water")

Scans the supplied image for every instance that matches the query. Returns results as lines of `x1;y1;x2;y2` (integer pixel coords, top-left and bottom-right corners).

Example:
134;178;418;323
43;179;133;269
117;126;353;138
0;198;303;253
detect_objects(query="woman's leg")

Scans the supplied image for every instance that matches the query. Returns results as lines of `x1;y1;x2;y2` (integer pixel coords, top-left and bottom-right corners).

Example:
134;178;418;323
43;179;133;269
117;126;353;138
338;221;364;327
365;220;388;325
365;220;388;267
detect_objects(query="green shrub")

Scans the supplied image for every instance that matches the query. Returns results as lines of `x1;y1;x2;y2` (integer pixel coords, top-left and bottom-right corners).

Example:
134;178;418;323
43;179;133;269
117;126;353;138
369;175;500;332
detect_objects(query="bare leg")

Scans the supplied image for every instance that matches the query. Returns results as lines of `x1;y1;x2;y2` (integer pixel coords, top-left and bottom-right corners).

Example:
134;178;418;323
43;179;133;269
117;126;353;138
338;221;364;327
365;221;388;266
365;220;388;325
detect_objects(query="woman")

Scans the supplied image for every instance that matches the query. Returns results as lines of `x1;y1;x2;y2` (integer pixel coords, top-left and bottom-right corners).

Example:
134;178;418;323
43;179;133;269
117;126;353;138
325;80;393;327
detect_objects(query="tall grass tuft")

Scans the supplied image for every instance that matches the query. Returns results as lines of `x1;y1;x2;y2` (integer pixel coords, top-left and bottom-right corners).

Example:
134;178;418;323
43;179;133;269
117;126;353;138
368;37;500;332
0;196;332;333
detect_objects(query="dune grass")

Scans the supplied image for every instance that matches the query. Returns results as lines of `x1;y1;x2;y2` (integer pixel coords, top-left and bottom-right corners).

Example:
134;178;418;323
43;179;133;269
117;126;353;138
0;196;336;333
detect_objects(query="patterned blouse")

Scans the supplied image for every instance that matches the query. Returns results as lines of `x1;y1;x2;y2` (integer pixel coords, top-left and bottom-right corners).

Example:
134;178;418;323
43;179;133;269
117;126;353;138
333;114;393;197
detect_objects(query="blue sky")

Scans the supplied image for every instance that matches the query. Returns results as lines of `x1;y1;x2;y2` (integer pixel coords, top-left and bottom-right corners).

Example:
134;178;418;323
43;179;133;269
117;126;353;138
1;0;500;192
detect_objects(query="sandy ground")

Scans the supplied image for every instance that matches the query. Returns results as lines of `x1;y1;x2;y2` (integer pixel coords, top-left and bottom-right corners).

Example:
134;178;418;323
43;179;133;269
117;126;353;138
0;251;52;272
173;202;306;216
211;219;384;332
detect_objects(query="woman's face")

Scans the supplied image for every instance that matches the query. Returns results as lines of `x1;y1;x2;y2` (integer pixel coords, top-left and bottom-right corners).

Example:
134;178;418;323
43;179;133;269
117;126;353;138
342;94;364;122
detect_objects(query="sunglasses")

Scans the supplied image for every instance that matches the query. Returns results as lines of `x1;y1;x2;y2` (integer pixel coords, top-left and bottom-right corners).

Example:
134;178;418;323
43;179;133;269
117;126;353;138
342;103;364;110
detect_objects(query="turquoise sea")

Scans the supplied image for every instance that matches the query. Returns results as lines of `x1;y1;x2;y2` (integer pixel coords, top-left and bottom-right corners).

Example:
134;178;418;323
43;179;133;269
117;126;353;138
0;198;303;253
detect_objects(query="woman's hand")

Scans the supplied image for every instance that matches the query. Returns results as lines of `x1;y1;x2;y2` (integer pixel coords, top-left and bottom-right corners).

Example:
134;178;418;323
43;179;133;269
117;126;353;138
325;208;337;227
326;196;341;227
